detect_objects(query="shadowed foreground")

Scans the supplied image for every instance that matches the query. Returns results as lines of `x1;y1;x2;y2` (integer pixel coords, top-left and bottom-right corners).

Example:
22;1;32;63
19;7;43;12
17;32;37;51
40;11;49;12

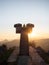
7;46;47;65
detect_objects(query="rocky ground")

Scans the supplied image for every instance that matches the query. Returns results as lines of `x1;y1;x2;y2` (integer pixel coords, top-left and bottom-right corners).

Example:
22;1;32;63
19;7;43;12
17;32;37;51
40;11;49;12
7;46;48;65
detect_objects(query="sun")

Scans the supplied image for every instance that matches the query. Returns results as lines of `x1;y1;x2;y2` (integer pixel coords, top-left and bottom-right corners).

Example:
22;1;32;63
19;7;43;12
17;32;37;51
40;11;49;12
28;31;36;38
28;29;37;41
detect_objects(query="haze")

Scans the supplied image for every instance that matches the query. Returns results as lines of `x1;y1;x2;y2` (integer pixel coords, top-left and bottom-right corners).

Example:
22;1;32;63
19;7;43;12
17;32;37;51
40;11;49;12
0;0;49;41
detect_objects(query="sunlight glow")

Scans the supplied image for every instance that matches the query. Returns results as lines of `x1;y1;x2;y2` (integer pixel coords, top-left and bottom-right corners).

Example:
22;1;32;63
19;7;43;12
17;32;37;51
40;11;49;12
29;32;36;38
28;29;37;41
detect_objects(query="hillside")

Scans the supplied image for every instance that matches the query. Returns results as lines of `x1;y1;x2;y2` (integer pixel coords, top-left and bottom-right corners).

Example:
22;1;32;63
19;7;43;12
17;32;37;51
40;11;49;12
34;38;49;52
0;38;49;52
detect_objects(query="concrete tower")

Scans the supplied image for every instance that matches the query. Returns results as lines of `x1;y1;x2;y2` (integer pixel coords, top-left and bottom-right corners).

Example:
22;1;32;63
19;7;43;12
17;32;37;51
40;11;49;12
14;23;34;56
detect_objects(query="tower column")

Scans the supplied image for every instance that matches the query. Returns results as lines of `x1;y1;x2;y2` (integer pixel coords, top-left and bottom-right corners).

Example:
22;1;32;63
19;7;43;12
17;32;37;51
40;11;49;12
14;23;34;65
20;32;29;55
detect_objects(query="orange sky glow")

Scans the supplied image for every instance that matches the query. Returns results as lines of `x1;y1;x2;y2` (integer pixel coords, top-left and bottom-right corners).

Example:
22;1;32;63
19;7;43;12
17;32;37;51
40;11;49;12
0;0;49;41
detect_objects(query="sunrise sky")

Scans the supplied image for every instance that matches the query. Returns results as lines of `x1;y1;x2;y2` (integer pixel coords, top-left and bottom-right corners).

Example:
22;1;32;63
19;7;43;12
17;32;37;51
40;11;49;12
0;0;49;41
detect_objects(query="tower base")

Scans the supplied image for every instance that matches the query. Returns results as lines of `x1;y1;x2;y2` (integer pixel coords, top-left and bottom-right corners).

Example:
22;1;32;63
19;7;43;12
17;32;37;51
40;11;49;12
16;56;30;65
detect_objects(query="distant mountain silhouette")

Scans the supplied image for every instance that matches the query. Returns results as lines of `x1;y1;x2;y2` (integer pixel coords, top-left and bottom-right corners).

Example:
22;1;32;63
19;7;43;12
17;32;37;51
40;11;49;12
0;38;49;52
34;38;49;52
0;39;19;48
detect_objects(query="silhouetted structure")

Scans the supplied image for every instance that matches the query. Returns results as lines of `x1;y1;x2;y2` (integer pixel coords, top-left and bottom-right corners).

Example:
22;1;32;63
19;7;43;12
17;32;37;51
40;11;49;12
14;23;34;56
